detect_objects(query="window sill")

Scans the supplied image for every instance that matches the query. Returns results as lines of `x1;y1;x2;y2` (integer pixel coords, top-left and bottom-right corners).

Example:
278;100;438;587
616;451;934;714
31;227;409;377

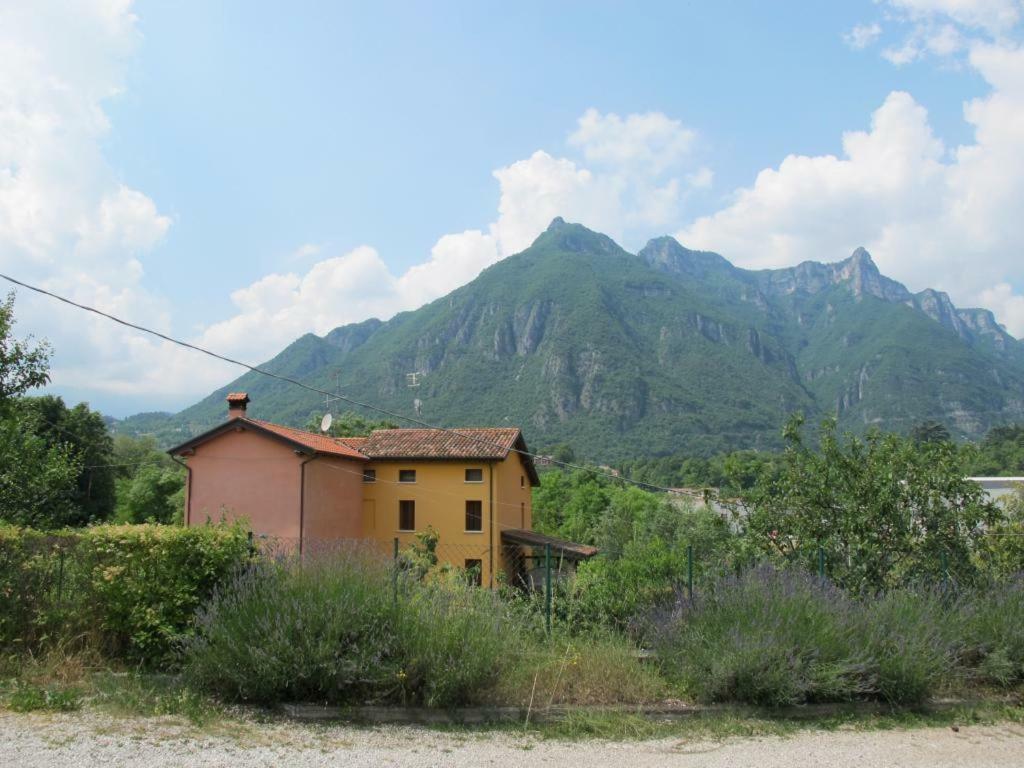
464;530;484;534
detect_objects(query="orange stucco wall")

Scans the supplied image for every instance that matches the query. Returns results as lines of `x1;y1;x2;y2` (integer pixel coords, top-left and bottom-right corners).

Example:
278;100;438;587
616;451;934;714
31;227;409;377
302;456;365;542
186;426;303;538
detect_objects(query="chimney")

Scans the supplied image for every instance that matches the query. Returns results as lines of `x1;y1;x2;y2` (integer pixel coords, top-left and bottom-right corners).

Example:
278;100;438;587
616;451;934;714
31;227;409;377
226;392;250;419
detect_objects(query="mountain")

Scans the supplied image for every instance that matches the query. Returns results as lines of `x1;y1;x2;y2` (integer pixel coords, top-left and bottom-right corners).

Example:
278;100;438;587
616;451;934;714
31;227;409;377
114;219;1024;461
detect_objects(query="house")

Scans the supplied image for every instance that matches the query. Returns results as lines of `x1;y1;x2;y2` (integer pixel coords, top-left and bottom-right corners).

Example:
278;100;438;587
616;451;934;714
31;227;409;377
168;393;589;586
968;477;1024;504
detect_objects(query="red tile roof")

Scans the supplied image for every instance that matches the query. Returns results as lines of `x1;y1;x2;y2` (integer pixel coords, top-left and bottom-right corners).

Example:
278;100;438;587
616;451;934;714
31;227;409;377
248;419;368;459
356;427;522;460
169;419;537;483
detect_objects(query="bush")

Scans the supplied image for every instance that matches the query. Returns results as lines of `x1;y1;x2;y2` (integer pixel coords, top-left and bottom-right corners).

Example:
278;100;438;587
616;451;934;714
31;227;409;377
957;578;1024;687
653;567;958;706
0;523;252;664
182;546;511;707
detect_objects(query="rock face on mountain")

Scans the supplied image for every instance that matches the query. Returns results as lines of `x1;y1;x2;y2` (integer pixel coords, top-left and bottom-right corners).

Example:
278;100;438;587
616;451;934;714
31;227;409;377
118;219;1024;461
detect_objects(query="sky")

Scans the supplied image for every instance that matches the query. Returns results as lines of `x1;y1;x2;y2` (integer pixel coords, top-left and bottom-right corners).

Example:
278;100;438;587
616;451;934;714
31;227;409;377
2;0;1024;416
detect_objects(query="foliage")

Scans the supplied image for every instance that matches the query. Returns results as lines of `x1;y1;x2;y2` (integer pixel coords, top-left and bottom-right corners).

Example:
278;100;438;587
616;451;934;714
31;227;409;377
652;568;956;706
0;523;252;664
114;465;186;524
619;449;779;496
397;526;439;580
742;415;1000;592
19;395;117;525
0;416;82;528
968;424;1024;475
486;630;664;706
111;434;186;524
975;488;1024;580
182;547;511;707
0;292;51;410
910;420;952;445
303;409;398;437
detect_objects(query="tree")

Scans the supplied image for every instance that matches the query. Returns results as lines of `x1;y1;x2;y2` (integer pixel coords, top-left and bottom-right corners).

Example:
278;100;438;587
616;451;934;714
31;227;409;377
0;293;82;528
910;420;952;445
111;434;186;524
0;292;51;410
114;464;186;524
969;424;1024;476
743;415;1000;592
302;410;397;437
19;395;116;525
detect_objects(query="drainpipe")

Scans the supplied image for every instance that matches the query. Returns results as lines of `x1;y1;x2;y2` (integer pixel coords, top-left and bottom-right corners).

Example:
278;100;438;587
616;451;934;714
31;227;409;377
170;454;192;527
488;462;495;588
298;452;320;556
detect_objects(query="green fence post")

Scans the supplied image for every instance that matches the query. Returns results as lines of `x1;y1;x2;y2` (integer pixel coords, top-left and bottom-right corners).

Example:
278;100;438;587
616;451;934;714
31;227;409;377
818;545;825;582
392;537;399;605
686;544;694;602
544;543;552;636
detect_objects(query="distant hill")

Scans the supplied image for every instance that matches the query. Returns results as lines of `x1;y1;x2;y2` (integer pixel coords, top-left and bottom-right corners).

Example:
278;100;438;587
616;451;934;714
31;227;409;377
112;218;1024;462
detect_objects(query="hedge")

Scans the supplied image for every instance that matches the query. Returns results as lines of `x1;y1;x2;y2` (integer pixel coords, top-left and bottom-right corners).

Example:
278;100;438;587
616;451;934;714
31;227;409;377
0;523;252;664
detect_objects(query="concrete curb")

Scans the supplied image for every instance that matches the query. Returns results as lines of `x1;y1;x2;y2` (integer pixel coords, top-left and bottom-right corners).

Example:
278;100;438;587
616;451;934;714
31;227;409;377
279;698;1014;725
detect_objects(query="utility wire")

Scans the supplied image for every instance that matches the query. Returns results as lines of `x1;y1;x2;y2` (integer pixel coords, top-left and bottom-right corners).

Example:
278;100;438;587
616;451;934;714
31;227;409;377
1;273;700;496
5;272;1021;496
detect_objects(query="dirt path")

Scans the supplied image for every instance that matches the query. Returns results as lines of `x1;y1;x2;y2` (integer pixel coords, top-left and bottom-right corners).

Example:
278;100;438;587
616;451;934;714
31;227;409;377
3;711;1024;767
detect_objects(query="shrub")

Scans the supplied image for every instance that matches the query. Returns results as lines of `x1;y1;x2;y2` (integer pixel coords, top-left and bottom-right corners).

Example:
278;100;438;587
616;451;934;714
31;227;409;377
956;578;1024;687
853;590;954;704
653;567;959;706
182;546;511;707
0;523;252;664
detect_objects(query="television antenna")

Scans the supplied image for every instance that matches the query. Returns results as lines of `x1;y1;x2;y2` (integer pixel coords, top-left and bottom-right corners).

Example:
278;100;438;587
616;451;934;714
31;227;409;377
319;412;333;433
321;370;343;432
406;372;422;388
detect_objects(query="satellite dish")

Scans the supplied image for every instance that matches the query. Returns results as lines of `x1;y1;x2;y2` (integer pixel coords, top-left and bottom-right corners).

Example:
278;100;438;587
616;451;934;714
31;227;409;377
320;413;333;433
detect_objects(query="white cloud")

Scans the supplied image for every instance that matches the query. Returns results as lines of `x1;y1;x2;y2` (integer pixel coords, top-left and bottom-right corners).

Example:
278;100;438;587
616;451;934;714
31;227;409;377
887;0;1021;34
845;23;883;50
678;6;1024;337
0;0;231;406
196;110;708;367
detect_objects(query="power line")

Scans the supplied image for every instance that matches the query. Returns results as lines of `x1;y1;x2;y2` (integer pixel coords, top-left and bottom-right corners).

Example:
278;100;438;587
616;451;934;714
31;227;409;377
6;272;1022;497
1;273;699;497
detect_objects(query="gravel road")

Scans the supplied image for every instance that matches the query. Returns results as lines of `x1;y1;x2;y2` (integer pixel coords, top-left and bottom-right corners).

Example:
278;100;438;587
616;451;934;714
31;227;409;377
3;711;1024;767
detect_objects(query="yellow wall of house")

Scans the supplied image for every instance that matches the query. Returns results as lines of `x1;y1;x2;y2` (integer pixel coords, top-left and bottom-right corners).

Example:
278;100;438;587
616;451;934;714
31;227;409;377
493;452;534;583
360;460;498;583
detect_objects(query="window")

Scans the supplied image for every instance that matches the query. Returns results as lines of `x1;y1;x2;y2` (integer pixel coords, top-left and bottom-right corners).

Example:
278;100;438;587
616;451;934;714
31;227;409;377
399;500;415;531
464;559;482;587
465;467;483;483
362;468;376;483
465;500;482;532
520;475;525;488
398;469;416;483
520;502;525;527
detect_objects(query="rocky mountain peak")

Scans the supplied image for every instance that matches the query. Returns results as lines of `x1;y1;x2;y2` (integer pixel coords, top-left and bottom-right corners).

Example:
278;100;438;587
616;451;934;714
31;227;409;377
637;236;734;278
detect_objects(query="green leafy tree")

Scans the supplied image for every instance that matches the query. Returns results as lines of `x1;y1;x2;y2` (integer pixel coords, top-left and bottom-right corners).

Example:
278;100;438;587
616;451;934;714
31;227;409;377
115;465;186;524
976;487;1024;579
303;410;397;437
968;424;1024;476
0;292;51;410
743;415;1000;592
0;293;82;527
19;395;116;524
910;420;952;445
